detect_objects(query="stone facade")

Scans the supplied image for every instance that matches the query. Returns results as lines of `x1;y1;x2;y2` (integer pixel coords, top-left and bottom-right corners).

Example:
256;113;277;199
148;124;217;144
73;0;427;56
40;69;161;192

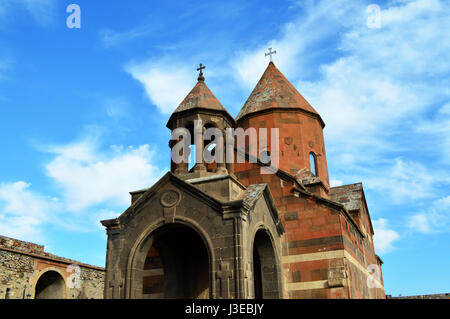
234;63;385;299
101;62;386;299
102;173;284;299
0;235;104;299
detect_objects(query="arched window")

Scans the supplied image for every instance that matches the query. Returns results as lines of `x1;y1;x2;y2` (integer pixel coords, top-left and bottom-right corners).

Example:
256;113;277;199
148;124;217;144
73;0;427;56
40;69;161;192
309;152;318;176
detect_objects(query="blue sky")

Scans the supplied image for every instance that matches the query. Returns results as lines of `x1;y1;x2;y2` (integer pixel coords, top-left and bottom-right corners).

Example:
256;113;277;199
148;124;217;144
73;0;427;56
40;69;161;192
0;0;449;297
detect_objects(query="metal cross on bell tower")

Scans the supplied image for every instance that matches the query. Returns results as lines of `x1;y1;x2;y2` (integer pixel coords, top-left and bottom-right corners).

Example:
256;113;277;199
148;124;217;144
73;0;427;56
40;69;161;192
265;47;277;62
197;63;206;81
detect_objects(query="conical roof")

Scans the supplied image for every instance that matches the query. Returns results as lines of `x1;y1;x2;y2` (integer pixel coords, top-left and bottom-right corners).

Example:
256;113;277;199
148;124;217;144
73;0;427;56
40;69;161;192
167;78;234;127
236;62;324;127
173;80;228;113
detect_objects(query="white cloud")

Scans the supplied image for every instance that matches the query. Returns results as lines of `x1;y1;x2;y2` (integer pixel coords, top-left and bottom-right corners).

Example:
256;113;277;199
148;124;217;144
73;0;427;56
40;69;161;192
300;1;449;152
372;218;400;254
408;196;450;233
126;60;195;114
232;0;450;152
45;139;165;211
363;158;442;203
0;181;55;242
0;135;166;243
416;103;450;161
408;214;431;233
231;1;361;89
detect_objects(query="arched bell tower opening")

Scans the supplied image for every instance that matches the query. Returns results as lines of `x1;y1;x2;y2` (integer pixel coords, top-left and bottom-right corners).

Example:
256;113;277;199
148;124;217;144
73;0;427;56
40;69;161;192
141;223;210;299
166;64;236;179
252;229;280;299
34;270;65;299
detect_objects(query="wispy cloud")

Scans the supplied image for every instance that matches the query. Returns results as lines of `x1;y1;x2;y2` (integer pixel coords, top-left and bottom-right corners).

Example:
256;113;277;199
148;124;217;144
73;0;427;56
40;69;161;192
0;130;166;243
298;0;449;151
126;59;195;114
45;138;166;211
122;0;450;207
373;218;400;254
21;0;55;26
0;181;56;242
362;158;449;204
103;97;130;119
415;103;450;162
408;196;450;233
228;0;450;207
0;0;56;26
100;24;159;48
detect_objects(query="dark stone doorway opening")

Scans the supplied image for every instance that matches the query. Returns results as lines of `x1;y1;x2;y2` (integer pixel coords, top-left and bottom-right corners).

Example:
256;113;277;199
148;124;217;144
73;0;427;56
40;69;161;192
142;224;210;299
35;271;65;299
253;229;279;299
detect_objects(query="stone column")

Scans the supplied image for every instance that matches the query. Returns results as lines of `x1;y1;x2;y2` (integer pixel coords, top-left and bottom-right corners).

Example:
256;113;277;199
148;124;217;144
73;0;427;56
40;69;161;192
171;136;188;175
194;122;206;173
215;129;228;174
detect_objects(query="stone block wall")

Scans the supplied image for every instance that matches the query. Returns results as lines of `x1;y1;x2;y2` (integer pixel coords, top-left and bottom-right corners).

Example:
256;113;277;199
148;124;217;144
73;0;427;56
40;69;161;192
0;235;104;299
0;248;35;299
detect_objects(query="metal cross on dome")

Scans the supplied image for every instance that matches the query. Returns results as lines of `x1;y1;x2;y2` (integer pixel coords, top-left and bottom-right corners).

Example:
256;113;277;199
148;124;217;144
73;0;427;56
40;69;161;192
265;47;276;62
197;63;205;81
197;63;205;75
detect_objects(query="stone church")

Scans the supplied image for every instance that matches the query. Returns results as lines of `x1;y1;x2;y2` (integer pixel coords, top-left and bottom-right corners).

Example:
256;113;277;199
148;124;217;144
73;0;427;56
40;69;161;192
101;60;386;299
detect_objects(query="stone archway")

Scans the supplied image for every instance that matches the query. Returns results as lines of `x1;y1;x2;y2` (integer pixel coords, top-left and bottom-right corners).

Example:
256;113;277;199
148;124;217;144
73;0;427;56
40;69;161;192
252;229;280;299
132;223;211;299
34;270;66;299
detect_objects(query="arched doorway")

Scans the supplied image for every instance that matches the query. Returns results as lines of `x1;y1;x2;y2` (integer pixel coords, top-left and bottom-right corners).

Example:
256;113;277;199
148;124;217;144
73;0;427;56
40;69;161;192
252;229;279;299
142;223;210;299
35;271;65;299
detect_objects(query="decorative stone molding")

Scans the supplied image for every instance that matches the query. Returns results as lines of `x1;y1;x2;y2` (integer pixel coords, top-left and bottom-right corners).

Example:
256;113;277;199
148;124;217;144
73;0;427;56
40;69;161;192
160;189;181;208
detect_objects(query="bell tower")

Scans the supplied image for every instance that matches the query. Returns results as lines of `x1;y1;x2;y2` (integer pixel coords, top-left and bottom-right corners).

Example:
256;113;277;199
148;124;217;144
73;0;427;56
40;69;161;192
235;61;330;197
166;64;236;179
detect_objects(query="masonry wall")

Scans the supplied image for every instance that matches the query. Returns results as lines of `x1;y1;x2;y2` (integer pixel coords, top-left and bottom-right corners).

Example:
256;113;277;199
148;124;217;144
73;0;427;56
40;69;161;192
237;110;330;192
0;236;104;299
234;164;386;299
340;211;385;299
235;166;342;298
